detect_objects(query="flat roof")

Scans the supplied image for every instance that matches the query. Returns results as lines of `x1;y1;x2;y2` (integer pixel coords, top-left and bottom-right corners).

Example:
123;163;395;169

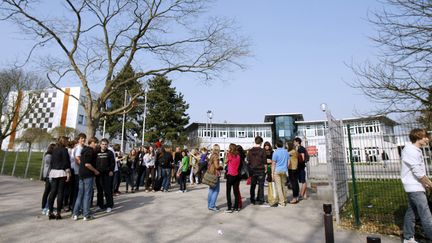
295;115;398;126
264;113;304;122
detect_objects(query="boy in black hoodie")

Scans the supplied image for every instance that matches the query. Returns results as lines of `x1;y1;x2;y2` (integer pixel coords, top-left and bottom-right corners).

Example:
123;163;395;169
95;138;116;212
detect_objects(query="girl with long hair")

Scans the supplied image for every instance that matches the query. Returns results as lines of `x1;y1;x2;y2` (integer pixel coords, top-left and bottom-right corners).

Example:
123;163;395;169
225;143;241;213
287;141;300;204
207;144;223;211
144;146;156;192
47;136;71;220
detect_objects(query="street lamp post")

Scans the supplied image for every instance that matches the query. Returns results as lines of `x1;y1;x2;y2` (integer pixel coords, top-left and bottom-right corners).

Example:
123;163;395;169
207;110;213;146
121;90;128;152
141;86;148;146
134;133;138;148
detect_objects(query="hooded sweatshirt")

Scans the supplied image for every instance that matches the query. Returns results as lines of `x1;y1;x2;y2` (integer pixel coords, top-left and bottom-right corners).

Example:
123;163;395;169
401;143;427;192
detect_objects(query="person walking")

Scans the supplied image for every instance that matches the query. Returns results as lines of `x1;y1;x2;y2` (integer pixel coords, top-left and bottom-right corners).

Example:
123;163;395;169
225;143;241;213
401;128;432;243
247;136;267;205
271;140;289;207
47;136;71;220
207;144;223;211
72;137;100;221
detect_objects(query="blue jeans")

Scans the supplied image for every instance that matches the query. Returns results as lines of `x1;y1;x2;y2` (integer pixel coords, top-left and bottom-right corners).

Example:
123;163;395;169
73;177;94;217
207;178;220;209
403;191;432;240
162;168;171;190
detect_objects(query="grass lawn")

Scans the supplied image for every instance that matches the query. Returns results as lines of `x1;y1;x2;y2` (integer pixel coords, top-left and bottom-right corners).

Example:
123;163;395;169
0;151;44;180
341;180;408;235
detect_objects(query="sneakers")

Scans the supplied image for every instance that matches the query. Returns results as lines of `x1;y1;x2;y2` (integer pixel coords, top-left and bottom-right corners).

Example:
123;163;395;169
403;237;418;243
278;203;286;207
42;208;48;215
225;209;233;213
83;215;94;221
72;215;78;221
106;207;112;213
208;207;220;212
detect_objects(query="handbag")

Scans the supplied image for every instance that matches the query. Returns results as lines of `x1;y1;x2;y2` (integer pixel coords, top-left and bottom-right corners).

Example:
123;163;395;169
202;171;218;188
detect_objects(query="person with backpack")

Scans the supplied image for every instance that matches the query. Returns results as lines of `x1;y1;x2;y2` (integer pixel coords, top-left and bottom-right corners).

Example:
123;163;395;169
294;137;309;200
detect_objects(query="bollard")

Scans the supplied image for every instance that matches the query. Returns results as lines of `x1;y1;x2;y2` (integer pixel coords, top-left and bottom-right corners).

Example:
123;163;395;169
323;203;334;243
366;236;381;243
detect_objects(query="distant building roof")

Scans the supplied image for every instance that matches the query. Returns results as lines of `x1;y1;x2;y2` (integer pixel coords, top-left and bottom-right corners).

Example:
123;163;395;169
264;113;304;122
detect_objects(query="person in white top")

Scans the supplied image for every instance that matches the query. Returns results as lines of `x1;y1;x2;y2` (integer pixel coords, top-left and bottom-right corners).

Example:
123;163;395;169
144;146;156;192
401;128;432;243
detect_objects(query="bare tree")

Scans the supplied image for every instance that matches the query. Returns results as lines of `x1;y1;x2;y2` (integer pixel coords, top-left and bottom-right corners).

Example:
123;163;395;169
0;68;46;150
0;0;250;137
349;0;432;118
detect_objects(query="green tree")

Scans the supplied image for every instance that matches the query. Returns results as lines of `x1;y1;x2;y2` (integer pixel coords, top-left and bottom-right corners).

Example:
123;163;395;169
102;65;143;142
145;76;189;146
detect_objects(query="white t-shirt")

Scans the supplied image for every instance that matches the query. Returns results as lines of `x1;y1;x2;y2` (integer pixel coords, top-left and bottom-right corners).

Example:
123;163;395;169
73;144;84;175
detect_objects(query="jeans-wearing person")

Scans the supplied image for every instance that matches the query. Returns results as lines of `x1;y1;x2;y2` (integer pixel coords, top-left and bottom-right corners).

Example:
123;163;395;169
207;178;220;210
274;172;288;206
162;168;171;191
250;173;265;204
403;192;432;240
41;178;51;213
73;177;94;218
113;170;121;193
135;165;146;191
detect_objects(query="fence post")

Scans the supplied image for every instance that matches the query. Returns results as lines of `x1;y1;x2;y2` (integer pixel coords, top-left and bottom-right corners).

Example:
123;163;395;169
11;151;19;176
323;203;334;243
24;148;32;178
366;236;381;243
347;125;361;227
1;150;7;174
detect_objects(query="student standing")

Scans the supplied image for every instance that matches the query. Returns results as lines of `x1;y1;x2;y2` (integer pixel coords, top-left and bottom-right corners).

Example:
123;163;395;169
95;138;115;213
207;144;223;211
294;137;308;199
178;150;189;193
271;140;289;207
41;143;55;215
72;137;99;221
225;143;241;213
47;136;71;220
401;128;432;243
144;146;156;192
247;136;267;205
287;141;299;204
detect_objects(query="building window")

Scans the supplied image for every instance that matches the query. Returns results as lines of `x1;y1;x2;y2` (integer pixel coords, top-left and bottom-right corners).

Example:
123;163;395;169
78;115;84;125
238;131;246;138
256;131;264;137
220;131;227;138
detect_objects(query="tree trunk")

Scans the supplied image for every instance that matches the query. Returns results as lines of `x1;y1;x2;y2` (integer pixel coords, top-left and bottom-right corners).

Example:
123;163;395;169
24;143;32;178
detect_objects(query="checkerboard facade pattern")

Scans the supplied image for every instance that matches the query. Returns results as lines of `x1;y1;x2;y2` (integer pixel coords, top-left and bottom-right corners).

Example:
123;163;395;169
21;91;57;130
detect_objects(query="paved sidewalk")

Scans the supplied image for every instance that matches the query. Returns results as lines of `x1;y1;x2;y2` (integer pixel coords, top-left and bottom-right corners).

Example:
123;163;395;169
0;176;400;243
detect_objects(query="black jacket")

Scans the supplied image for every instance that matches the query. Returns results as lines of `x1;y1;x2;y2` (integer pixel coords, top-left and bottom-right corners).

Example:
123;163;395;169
50;146;71;171
79;146;97;178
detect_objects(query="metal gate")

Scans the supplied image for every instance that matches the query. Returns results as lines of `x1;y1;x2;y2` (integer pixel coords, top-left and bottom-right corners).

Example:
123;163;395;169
324;109;349;223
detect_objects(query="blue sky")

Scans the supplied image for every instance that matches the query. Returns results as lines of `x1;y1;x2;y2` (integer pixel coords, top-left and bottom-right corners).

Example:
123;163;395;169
0;1;385;124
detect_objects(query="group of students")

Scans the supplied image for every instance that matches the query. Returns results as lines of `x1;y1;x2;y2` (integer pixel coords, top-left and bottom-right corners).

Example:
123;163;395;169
41;134;116;220
40;132;309;220
205;135;309;213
